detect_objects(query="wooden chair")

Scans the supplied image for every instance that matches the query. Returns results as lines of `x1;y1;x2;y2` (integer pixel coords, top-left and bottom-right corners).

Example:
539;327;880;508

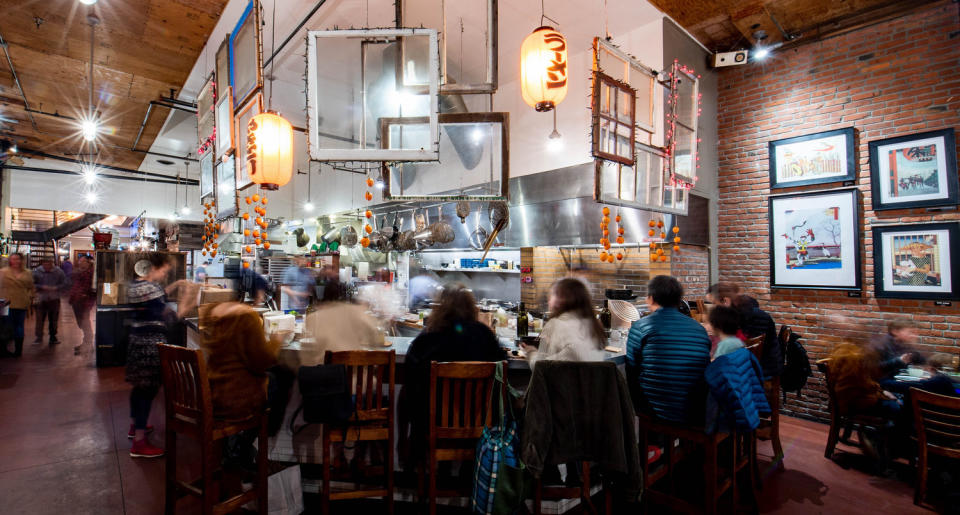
532;461;610;515
159;344;268;515
320;350;396;515
910;388;960;507
637;413;756;515
424;361;504;515
745;334;785;471
816;358;890;460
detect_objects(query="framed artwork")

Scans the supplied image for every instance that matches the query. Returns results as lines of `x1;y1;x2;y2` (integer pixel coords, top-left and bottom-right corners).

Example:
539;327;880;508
591;72;636;166
769;127;856;189
215;36;231;101
196;74;216;156
215;87;235;160
768;187;861;290
215;155;238;219
873;222;959;300
381;112;508;201
199;152;215;200
234;92;263;190
306;28;440;161
229;0;262;109
868;128;958;211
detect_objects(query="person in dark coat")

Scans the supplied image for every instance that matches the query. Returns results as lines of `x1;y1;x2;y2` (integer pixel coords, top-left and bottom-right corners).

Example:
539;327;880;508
868;318;923;385
626;275;711;424
125;255;172;459
732;294;781;378
398;284;506;469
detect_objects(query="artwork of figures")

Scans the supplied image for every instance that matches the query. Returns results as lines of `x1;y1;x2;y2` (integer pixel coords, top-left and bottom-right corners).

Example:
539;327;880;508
873;222;959;300
769;128;856;188
769;188;861;290
869;128;958;211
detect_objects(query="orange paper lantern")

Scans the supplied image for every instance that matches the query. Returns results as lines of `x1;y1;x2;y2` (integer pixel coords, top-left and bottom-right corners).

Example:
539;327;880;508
520;26;569;112
246;112;294;190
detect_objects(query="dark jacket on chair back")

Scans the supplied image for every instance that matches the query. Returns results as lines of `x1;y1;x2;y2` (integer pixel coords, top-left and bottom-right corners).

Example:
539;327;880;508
736;297;781;379
626;307;711;424
521;361;642;500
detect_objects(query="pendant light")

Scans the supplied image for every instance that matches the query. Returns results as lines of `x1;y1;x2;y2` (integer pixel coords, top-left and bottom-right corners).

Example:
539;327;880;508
520;4;568;113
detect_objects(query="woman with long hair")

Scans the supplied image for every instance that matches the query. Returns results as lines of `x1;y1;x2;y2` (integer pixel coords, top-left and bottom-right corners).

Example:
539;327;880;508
1;253;35;357
521;277;606;367
125;255;172;458
399;284;505;469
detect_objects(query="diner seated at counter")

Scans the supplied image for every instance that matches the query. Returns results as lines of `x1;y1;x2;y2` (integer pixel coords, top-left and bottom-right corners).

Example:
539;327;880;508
398;284;506;470
626;275;712;424
519;277;606;368
296;279;384;366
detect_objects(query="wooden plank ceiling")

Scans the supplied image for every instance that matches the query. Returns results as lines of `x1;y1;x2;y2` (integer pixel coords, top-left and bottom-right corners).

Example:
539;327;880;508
0;0;228;170
649;0;943;52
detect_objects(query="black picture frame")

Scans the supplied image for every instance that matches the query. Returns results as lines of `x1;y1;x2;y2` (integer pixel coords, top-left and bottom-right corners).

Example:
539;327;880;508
868;128;958;211
768;187;862;291
872;222;960;300
769;127;856;189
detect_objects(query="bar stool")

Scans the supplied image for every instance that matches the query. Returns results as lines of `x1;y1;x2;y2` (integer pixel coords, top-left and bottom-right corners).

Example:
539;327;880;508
423;361;504;515
636;413;756;515
746;333;785;474
159;344;268;515
320;350;396;515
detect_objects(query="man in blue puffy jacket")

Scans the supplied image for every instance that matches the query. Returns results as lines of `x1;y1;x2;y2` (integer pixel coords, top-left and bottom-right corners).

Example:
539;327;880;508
626;275;711;424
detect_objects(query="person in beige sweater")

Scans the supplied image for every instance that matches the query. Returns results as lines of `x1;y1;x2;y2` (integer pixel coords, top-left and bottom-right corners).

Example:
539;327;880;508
1;253;35;357
522;278;606;368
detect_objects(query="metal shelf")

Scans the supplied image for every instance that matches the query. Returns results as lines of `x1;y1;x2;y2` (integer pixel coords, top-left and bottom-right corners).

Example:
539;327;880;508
423;267;520;274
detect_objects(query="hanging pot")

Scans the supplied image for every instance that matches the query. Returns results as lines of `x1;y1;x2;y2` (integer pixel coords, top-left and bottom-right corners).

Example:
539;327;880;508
456;200;471;224
340;225;359;247
430;205;455;244
397;230;417;251
321;226;341;244
481;201;510;259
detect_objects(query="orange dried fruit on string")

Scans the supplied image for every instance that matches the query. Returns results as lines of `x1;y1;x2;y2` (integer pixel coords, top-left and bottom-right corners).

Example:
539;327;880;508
365;191;373;201
254;238;262;245
263;242;271;249
674;236;681;243
365;224;373;234
602;216;610;225
603;241;611;250
360;237;370;247
244;245;252;253
648;220;656;227
656;247;663;256
618;227;624;235
616;236;624;244
252;194;261;202
366;177;375;187
616;253;624;261
261;197;268;205
602;229;609;237
365;210;372;219
660;232;666;239
201;235;207;241
211;250;217;257
252;230;260;238
245;197;252;205
648;229;655;237
657;220;664;228
242;213;250;220
201;250;207;256
243;229;250;237
255;217;263;225
212;243;218;249
673;245;680;252
242;262;250;269
672;226;680;233
615;215;621;223
600;252;609;261
602;206;610;216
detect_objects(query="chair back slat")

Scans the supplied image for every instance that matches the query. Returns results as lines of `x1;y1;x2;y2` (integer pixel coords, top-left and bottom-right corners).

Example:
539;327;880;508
160;345;213;429
428;361;503;444
745;335;764;361
912;388;960;453
323;350;396;423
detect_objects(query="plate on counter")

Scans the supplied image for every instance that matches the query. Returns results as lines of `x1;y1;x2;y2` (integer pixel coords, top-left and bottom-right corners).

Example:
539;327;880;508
894;373;931;382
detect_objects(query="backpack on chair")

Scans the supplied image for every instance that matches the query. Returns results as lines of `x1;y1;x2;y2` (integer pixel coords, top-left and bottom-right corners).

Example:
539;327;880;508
781;329;812;402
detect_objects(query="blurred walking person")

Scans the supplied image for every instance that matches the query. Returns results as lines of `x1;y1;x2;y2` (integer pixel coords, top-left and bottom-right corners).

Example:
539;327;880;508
69;256;96;355
33;258;66;345
0;253;34;357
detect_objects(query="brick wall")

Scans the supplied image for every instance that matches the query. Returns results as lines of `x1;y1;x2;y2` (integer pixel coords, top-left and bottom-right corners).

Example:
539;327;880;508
519;245;706;312
717;2;960;420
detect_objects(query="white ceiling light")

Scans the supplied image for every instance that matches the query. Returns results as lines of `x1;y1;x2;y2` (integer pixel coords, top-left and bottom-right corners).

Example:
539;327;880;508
181;206;192;215
84;191;97;204
81;118;99;142
753;47;770;60
82;165;97;184
303;202;315;212
79;0;98;4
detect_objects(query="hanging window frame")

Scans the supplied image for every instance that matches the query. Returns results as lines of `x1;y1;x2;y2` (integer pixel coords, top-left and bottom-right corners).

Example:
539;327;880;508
215;86;235;161
234;92;263;191
306;28;440;162
216;155;238;220
215;36;231;101
591;72;636;166
665;60;700;188
593;38;657;134
229;0;263;110
196;74;216;157
593;142;686;215
200;151;215;200
379;112;509;201
395;0;498;94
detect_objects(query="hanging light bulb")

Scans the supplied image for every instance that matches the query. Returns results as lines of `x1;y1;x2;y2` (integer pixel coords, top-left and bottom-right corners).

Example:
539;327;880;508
304;201;315;212
181;205;192;215
247;112;294;190
82;165;97;185
520;26;569;112
84;191;97;204
81;118;99;142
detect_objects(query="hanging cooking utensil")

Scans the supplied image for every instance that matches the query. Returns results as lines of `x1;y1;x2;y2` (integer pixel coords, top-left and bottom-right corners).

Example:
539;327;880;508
397;230;417;251
414;207;434;247
340;225;358;247
456;200;471;224
414;208;427;233
431;205;455;244
469;226;489;251
481;201;509;260
321;225;341;244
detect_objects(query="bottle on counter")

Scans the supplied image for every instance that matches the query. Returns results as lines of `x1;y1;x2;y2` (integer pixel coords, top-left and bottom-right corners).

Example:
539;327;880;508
599;299;612;332
517;302;529;338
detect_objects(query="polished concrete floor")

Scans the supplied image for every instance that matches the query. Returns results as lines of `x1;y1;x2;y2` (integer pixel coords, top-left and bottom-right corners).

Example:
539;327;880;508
0;299;937;514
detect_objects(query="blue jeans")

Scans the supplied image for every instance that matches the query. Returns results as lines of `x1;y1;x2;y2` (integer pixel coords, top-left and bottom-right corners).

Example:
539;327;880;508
6;308;27;355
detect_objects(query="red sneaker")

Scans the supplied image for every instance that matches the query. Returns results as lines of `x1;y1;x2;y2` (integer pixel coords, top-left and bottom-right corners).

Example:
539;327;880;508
128;424;155;439
129;440;164;458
